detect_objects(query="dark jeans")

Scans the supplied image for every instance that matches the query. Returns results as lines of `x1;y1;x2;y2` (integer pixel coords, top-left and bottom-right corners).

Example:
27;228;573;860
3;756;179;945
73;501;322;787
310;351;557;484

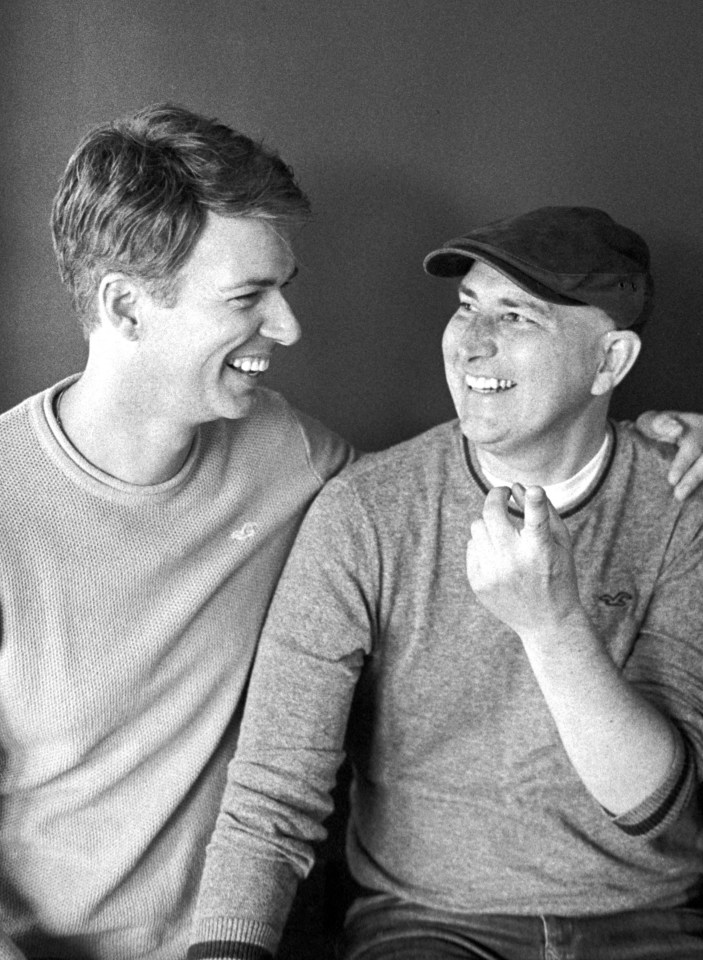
338;894;703;960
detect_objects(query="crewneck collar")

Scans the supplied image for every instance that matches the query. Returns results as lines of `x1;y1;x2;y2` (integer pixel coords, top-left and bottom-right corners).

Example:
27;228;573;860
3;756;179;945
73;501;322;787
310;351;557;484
34;375;202;501
463;423;617;519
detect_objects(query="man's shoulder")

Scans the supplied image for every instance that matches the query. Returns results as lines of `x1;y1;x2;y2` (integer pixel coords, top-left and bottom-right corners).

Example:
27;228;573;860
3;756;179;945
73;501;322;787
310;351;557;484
210;387;354;484
285;419;462;549
612;420;702;502
320;418;461;505
210;387;313;440
607;419;703;524
613;419;679;468
0;386;50;462
0;391;39;428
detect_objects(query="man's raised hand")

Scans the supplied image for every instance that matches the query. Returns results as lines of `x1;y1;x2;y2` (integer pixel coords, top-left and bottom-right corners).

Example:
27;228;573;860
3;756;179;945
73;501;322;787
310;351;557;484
466;485;582;637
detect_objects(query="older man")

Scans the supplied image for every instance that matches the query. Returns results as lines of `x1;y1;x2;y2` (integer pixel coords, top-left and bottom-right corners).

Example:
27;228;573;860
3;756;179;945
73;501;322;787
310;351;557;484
0;104;352;959
191;208;703;960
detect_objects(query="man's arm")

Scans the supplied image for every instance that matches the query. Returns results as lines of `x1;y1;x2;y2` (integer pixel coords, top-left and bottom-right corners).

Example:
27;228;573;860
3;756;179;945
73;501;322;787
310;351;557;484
636;410;703;501
189;479;373;960
0;932;26;960
466;485;689;818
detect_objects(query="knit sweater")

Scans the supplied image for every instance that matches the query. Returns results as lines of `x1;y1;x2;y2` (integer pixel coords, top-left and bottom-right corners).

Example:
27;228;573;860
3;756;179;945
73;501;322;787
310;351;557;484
190;419;703;959
0;378;352;960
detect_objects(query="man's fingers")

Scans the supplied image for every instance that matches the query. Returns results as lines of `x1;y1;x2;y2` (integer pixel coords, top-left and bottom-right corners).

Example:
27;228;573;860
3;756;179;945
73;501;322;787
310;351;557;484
468;516;491;551
635;410;703;500
521;485;574;552
480;486;517;547
510;482;526;511
636;410;684;443
467;488;514;585
668;426;703;491
521;486;551;539
466;516;492;586
671;457;703;502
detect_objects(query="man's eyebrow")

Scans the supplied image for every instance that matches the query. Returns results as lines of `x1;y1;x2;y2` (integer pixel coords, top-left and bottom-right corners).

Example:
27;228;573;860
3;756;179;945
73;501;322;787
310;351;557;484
220;265;299;292
459;284;552;316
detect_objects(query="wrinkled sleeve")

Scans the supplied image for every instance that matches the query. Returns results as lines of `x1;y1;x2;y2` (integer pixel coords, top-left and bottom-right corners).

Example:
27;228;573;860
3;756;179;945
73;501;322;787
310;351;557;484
189;476;376;959
616;498;703;838
290;405;357;484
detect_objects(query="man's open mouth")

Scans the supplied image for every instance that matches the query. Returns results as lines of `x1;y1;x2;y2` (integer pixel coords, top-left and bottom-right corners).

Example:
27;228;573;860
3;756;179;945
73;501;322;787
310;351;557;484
465;375;516;393
227;356;270;375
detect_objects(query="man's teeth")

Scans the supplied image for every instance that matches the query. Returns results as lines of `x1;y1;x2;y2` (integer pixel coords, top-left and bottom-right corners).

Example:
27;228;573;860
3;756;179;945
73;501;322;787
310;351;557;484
229;356;270;374
465;375;516;393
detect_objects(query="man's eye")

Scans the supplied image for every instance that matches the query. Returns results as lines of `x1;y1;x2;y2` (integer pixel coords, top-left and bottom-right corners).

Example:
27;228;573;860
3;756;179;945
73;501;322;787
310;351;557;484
458;301;475;312
503;312;533;324
231;292;259;305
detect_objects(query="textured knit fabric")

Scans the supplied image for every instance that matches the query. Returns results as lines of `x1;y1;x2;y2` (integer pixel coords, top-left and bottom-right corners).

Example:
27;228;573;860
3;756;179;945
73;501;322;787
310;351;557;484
190;419;703;959
0;377;352;960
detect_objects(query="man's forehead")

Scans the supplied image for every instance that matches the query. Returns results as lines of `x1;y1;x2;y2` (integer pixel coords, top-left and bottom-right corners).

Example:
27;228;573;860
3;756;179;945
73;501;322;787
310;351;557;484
183;213;297;287
458;260;615;331
460;261;557;316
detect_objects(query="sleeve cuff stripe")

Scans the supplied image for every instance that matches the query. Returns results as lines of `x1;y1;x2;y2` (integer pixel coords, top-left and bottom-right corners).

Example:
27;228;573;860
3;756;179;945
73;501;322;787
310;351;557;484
187;942;273;960
616;739;694;836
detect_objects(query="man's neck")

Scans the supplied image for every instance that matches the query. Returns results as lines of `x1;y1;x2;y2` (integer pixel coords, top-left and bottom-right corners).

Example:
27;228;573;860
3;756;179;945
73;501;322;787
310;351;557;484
56;372;198;486
475;430;612;510
473;420;610;490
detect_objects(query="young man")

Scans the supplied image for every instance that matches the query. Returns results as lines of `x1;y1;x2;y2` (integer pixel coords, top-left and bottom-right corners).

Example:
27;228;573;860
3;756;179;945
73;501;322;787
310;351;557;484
191;208;703;959
0;104;352;959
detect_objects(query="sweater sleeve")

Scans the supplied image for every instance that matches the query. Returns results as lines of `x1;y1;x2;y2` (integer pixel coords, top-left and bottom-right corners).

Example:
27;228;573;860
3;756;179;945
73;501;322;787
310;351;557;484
289;404;357;484
607;726;696;836
0;932;27;960
188;477;375;959
615;496;703;838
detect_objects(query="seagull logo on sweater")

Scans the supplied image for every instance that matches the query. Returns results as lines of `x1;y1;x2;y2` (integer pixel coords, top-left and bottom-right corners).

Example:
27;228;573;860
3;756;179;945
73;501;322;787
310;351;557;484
230;522;258;542
598;590;633;607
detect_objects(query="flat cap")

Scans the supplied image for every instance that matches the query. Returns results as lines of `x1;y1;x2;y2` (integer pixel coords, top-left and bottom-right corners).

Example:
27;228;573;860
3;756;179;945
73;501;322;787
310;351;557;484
423;206;653;329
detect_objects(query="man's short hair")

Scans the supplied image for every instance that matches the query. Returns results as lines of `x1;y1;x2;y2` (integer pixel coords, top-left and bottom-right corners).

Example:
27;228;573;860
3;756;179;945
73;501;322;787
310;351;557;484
51;103;311;333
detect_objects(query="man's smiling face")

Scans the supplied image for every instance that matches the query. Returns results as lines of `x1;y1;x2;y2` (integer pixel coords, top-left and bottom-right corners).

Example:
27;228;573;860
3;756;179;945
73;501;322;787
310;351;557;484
442;260;616;471
136;212;300;428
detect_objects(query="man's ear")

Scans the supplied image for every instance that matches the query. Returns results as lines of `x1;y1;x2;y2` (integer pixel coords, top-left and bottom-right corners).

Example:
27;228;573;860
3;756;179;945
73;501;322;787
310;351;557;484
96;273;144;341
591;329;642;396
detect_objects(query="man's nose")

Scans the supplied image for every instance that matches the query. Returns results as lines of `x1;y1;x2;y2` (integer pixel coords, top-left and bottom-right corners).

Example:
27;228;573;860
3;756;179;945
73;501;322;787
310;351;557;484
457;313;498;358
259;293;301;346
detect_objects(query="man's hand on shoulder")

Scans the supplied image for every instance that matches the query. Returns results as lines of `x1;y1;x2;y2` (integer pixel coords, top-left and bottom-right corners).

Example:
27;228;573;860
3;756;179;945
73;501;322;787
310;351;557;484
636;410;703;501
466;485;583;638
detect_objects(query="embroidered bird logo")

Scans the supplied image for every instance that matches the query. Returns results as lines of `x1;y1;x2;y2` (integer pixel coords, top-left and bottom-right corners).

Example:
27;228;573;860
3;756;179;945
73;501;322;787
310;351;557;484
230;522;258;542
598;591;633;607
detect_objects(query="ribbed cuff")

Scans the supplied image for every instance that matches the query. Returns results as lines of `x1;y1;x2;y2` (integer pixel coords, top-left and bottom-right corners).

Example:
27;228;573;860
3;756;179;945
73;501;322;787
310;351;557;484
609;732;695;837
188;917;278;960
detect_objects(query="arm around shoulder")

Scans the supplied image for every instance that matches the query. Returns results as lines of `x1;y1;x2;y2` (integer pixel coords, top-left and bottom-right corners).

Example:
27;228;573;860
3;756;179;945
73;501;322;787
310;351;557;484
635;410;703;501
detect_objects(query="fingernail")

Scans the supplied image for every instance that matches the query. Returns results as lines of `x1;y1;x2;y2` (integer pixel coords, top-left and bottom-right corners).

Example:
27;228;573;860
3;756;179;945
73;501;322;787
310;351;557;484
656;414;683;436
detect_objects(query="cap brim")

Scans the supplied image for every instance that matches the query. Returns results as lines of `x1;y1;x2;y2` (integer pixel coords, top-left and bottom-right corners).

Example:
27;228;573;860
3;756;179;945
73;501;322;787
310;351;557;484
423;245;583;307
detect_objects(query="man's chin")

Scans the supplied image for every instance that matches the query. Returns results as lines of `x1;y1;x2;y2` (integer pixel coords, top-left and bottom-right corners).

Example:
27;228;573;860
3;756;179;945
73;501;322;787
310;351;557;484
219;388;259;421
458;417;508;448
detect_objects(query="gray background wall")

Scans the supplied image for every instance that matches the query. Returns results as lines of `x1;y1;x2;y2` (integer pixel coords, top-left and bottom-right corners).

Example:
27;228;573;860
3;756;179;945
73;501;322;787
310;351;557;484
2;0;702;452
